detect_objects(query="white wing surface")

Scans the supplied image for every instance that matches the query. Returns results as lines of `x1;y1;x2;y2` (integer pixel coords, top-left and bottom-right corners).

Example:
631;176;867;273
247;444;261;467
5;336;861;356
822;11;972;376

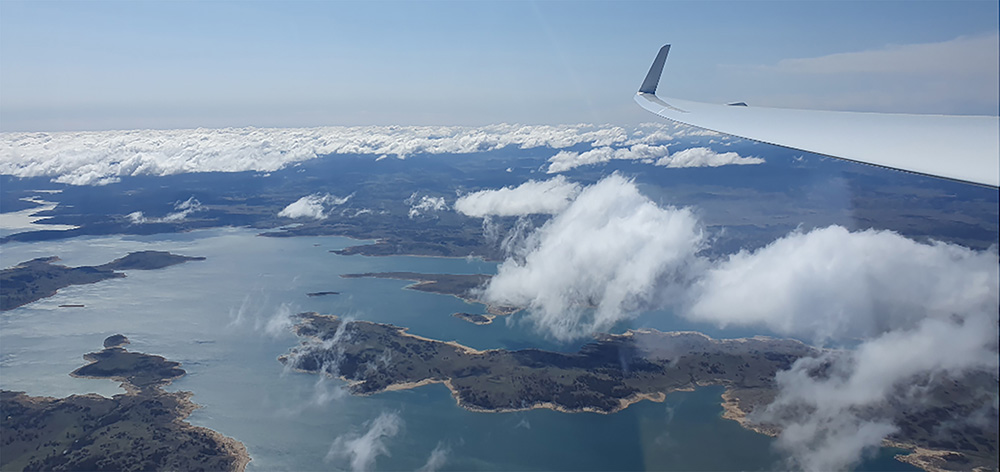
635;45;1000;188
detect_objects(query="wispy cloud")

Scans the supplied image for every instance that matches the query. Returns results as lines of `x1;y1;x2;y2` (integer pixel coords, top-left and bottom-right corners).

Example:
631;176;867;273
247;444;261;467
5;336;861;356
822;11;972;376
416;442;450;472
326;411;403;471
737;34;1000;114
125;196;204;224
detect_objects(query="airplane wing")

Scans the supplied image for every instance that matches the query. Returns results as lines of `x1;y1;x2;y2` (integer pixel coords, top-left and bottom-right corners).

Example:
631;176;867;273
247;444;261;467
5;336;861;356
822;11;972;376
635;45;1000;188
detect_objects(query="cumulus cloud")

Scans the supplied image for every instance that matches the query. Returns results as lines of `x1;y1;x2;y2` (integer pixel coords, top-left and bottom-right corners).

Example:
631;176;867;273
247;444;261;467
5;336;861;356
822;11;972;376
480;173;705;340
478;174;998;468
407;193;448;218
546;145;761;173
454;176;581;217
326;411;403;472
278;193;352;220
416;442;450;472
685;226;998;342
0;124;660;186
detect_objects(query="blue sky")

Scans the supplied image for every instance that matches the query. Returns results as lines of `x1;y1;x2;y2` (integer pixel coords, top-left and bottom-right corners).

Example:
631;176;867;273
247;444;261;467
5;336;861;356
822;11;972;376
1;0;997;131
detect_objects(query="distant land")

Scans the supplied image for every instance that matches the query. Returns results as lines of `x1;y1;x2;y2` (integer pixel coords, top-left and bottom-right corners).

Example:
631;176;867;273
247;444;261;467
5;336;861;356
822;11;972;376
0;251;205;311
341;272;519;317
0;335;249;472
306;291;340;297
280;313;998;472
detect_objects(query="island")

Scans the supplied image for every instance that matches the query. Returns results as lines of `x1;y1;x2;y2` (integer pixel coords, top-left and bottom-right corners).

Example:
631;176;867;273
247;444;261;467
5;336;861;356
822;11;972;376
306;291;340;297
452;312;495;325
340;272;519;318
0;251;205;311
0;335;249;472
279;312;814;414
280;313;998;472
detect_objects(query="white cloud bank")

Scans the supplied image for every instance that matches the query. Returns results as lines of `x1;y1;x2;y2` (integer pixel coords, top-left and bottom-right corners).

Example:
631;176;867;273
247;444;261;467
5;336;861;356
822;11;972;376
326;411;403;471
547;145;762;173
454;176;581;217
278;193;352;220
0;124;688;186
476;174;998;469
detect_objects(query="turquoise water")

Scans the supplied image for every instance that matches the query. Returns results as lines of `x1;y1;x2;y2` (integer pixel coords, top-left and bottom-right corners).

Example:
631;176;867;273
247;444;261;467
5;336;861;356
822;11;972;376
0;228;919;471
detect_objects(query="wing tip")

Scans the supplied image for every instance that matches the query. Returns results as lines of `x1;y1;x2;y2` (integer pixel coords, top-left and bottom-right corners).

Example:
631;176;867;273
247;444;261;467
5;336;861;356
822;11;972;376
639;44;671;95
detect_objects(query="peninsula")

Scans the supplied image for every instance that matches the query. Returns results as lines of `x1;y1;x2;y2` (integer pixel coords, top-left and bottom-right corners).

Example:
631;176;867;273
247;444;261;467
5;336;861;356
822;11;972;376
0;335;249;472
0;251;205;311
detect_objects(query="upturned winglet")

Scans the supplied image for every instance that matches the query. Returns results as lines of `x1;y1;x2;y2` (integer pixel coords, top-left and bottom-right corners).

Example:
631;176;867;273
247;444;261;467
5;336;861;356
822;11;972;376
639;45;670;95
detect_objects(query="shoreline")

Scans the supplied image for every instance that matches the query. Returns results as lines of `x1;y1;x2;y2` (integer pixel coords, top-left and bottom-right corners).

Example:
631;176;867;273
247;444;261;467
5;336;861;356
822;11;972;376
717;390;969;472
64;345;251;472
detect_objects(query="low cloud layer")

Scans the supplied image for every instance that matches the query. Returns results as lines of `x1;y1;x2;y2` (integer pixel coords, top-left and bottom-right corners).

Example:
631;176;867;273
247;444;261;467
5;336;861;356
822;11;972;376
326;411;403;471
546;145;761;173
0;124;687;186
278;193;352;220
455;176;581;217
476;174;998;469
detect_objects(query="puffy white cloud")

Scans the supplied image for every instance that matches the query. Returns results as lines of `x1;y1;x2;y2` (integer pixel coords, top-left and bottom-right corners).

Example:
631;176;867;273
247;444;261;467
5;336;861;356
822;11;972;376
454;176;581;217
546;145;761;173
407;193;448;219
278;193;352;220
480;174;705;340
655;147;764;168
0;124;655;186
685;226;999;342
326;411;403;471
